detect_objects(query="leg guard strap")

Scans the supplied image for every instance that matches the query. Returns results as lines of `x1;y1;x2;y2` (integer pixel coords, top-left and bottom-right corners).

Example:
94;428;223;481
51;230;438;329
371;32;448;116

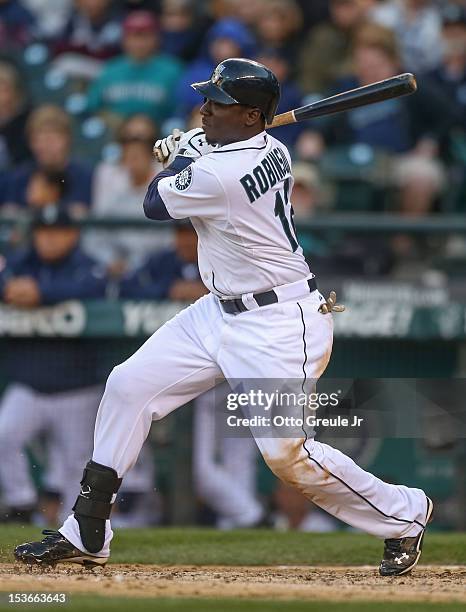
73;497;113;520
72;460;122;554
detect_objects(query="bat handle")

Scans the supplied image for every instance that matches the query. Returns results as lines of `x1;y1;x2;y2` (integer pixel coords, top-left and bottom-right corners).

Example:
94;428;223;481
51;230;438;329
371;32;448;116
267;110;296;129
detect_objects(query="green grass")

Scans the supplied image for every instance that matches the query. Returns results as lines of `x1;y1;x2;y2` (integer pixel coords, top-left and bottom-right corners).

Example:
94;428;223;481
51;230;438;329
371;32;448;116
0;526;464;566
0;596;464;612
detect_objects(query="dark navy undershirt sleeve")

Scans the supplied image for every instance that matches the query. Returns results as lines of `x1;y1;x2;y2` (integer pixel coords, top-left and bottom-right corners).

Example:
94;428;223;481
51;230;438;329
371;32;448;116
143;156;193;220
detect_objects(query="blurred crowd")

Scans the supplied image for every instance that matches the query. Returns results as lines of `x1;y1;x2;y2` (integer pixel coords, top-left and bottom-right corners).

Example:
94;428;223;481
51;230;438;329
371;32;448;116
0;0;464;279
0;0;465;529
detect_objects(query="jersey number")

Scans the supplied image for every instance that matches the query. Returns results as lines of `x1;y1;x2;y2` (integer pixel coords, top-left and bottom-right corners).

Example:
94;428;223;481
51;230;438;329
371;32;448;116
274;178;299;252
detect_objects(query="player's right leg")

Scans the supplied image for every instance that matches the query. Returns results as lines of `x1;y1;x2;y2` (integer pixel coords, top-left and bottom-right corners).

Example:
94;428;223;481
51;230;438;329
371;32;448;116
219;289;432;575
14;294;223;567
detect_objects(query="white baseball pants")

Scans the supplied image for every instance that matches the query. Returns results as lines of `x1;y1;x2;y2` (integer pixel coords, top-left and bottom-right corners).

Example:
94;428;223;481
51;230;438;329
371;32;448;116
60;291;428;556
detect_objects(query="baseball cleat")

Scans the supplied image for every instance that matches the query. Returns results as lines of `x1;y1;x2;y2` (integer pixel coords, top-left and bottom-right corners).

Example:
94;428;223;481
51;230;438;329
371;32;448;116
14;530;108;568
379;496;434;577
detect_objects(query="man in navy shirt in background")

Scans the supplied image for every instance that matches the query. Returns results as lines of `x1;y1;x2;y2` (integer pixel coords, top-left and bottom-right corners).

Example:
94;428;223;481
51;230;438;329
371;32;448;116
119;219;206;301
0;204;107;524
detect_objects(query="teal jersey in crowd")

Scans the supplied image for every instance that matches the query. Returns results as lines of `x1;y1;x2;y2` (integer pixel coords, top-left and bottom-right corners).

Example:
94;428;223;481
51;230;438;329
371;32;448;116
87;53;183;122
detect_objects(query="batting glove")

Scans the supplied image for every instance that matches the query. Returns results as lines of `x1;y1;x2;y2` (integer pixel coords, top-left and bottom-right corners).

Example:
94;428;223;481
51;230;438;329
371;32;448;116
153;128;183;166
154;128;217;166
319;291;345;314
176;128;217;160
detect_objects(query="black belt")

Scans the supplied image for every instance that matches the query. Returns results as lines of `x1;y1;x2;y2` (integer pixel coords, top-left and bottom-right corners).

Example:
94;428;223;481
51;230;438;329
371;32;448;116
219;278;317;315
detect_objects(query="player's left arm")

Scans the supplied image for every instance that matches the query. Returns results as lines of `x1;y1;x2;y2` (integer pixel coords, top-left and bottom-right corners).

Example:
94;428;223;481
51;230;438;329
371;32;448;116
143;156;193;220
144;129;216;221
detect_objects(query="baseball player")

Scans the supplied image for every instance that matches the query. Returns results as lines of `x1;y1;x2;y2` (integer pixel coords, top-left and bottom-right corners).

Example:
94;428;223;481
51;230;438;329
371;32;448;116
15;59;432;576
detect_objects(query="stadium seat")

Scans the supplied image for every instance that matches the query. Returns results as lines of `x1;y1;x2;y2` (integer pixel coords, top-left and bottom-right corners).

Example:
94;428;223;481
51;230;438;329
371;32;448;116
319;145;393;211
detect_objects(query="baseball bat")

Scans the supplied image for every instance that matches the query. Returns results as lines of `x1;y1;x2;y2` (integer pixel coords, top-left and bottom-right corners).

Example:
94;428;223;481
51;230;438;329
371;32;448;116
267;73;417;128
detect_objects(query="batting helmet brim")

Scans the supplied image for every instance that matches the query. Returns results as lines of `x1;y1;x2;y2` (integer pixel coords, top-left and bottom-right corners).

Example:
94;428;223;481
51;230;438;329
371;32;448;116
191;80;238;106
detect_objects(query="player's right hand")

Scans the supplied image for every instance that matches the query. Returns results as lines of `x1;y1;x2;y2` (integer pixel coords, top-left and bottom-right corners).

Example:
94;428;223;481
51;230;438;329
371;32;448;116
153;128;184;165
319;291;345;314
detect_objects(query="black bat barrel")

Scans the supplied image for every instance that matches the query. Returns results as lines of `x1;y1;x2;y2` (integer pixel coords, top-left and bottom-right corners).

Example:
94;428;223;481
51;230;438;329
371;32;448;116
294;73;417;122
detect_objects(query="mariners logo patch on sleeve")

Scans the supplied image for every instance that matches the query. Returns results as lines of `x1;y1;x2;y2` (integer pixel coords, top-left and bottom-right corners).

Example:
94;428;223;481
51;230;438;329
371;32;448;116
174;166;193;191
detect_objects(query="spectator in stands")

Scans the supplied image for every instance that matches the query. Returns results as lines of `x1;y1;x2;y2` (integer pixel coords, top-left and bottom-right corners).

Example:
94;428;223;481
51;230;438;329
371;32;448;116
21;0;72;40
291;162;321;220
370;0;442;73
205;0;232;21
255;49;305;149
174;18;255;120
296;24;461;216
121;0;157;12
427;5;466;121
0;62;30;170
297;0;373;95
51;0;123;81
294;0;329;30
0;0;36;49
160;0;209;62
25;169;66;209
0;204;107;523
86;10;183;125
185;104;203;130
84;114;166;277
254;0;303;64
427;4;466;212
2;105;93;216
221;0;266;28
290;162;329;259
119;219;206;300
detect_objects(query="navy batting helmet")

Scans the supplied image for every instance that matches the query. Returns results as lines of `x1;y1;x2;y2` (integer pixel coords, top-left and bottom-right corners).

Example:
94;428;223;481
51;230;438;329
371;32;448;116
191;58;280;125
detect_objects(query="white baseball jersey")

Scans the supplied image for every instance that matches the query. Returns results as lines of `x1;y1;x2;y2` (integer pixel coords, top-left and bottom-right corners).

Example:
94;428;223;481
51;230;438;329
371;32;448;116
158;131;311;296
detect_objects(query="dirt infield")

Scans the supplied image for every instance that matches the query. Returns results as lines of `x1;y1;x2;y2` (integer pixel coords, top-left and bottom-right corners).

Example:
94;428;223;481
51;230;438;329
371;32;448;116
0;564;464;603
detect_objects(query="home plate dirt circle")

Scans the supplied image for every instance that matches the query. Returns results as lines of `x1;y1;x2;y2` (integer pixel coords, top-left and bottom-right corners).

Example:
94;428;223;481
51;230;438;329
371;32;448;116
1;564;465;602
